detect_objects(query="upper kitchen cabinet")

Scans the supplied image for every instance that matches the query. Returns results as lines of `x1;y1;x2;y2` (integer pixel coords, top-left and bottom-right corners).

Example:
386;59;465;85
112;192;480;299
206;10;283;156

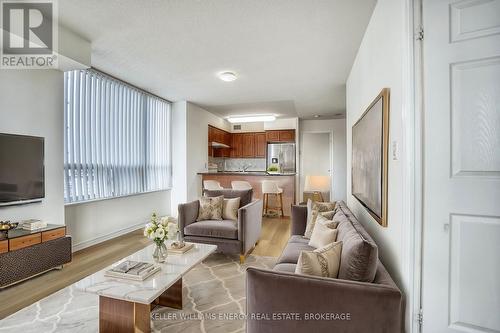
254;133;266;157
241;133;255;157
230;133;243;158
265;129;295;142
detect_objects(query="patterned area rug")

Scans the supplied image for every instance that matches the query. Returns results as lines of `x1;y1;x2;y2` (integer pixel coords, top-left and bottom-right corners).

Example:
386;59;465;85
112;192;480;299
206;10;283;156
0;254;276;333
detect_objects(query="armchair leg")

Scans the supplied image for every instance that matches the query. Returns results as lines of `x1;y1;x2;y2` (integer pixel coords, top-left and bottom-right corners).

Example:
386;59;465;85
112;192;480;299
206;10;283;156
239;241;258;264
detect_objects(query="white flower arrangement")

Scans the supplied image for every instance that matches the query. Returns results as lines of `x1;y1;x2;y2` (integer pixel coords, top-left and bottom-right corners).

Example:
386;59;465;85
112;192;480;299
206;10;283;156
144;213;179;246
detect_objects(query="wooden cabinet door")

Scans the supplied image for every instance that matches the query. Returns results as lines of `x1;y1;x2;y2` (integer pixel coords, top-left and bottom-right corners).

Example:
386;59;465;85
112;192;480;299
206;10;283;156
266;130;280;142
279;130;295;142
224;132;232;146
255;133;266;157
208;126;215;142
242;133;255;157
230;134;243;157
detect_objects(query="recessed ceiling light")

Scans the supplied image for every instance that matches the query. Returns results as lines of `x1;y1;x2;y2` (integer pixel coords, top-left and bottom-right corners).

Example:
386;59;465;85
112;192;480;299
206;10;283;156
314;115;321;118
218;71;237;82
227;115;276;123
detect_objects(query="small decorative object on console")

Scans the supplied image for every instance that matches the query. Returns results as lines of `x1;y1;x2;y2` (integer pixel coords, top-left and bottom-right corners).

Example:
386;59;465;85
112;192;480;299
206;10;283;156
168;242;194;254
143;213;179;263
21;219;47;230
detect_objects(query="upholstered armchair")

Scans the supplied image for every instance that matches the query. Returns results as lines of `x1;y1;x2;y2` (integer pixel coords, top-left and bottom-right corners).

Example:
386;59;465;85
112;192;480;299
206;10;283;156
178;189;263;263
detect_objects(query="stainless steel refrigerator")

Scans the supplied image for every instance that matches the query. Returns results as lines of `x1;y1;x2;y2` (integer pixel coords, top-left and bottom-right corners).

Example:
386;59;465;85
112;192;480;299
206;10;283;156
267;143;296;174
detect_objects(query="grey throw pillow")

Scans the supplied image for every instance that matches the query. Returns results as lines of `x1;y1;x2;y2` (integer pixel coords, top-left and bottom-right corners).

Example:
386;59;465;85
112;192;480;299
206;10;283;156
197;195;224;221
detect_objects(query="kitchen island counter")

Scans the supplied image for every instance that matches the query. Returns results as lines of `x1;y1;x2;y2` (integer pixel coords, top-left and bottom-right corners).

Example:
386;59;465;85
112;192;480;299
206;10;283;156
199;173;296;216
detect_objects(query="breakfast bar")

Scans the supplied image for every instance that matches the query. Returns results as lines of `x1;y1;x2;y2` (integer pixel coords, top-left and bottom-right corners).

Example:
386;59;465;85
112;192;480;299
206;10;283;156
198;172;296;216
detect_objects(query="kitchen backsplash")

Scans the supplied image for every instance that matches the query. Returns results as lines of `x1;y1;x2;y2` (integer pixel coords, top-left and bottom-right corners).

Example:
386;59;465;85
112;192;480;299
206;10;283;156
210;158;266;172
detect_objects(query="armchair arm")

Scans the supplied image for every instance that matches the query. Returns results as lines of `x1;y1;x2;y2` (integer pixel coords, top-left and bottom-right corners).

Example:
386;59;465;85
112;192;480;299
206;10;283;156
291;205;307;236
178;200;199;237
246;267;404;333
238;199;263;254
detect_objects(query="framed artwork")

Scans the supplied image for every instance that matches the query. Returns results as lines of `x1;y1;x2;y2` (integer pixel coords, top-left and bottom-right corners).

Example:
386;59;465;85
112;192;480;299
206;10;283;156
351;88;390;227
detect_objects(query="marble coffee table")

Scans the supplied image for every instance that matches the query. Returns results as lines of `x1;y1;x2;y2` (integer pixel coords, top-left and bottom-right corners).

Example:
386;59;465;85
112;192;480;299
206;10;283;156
75;241;217;333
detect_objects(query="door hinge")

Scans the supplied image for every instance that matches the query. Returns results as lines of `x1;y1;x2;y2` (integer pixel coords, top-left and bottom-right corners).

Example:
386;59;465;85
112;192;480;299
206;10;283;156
417;308;423;328
415;27;424;41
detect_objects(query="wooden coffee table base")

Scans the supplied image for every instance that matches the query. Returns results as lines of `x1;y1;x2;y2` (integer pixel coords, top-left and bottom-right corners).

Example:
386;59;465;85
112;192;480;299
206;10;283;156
99;278;183;333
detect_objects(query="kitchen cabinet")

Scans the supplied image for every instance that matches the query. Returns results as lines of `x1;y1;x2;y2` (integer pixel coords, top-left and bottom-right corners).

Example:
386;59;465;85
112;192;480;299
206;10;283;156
265;130;280;142
230;133;243;157
279;130;295;142
242;133;255;157
265;129;295;142
254;133;266;157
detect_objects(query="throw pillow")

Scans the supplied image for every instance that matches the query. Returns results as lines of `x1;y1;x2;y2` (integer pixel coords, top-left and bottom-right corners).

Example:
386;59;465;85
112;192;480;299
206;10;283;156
196;195;223;221
304;200;337;239
223;197;240;221
295;241;343;278
308;216;339;248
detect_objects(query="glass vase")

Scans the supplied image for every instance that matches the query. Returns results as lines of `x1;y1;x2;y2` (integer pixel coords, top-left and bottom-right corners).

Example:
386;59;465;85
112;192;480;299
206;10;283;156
152;241;168;263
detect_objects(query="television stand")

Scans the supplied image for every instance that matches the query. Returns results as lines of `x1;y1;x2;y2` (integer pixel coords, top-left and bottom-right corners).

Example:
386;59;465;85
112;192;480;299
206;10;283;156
0;225;72;288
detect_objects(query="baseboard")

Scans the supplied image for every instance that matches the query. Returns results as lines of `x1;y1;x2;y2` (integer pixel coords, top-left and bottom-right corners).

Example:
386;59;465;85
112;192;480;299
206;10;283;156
72;222;145;252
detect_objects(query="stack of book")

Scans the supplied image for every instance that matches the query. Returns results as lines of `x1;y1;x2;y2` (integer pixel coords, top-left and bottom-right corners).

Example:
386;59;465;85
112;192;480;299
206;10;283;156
21;219;47;230
104;260;160;281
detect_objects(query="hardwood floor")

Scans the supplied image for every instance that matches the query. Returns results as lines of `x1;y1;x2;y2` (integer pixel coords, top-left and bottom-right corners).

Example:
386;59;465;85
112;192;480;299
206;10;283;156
0;217;289;320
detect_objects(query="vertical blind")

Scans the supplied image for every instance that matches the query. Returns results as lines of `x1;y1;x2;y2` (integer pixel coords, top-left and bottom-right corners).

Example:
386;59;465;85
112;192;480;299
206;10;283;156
64;69;172;203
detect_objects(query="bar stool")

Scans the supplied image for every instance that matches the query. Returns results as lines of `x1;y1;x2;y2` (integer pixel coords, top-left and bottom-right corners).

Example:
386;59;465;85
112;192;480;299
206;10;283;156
231;181;252;190
261;180;284;217
203;180;224;190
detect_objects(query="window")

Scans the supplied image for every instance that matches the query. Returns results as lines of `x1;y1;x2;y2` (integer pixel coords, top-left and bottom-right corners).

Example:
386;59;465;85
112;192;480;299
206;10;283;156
63;69;172;203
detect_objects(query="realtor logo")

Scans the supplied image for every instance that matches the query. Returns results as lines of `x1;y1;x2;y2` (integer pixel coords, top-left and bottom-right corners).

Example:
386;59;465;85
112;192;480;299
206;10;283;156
1;0;58;69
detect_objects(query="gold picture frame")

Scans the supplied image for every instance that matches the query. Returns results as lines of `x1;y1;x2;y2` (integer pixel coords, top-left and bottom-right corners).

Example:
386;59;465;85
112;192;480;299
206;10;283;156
351;88;390;227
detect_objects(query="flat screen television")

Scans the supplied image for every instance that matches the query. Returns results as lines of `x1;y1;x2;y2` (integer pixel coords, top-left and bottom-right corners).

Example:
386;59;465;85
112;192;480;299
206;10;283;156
0;133;45;206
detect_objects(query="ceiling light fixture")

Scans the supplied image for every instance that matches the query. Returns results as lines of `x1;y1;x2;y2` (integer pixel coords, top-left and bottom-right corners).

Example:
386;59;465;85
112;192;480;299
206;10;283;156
314;115;321;118
227;115;276;123
218;71;237;82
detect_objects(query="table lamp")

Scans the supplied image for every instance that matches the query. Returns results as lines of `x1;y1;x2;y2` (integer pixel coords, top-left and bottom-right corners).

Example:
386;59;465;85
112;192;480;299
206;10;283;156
304;175;331;202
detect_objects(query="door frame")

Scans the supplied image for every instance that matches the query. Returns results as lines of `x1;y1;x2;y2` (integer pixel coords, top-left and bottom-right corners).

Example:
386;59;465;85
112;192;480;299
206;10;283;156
299;130;334;202
404;0;424;332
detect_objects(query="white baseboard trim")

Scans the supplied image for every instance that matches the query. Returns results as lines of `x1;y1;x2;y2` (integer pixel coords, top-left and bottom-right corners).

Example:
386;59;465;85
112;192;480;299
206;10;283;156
72;222;145;252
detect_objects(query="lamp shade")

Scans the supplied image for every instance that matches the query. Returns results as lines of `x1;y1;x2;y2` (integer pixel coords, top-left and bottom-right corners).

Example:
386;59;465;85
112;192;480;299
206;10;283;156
304;175;331;192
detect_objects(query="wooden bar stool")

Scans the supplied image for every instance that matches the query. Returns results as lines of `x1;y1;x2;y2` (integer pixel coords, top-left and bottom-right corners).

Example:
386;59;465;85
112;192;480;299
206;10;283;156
262;180;284;217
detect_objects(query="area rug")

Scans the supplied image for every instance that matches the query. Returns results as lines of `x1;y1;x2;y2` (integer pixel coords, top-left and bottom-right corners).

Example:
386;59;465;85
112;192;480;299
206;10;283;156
0;253;276;333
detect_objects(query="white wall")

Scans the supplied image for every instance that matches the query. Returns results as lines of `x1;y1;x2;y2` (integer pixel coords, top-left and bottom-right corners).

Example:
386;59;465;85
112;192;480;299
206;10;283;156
186;102;231;201
0;70;65;226
171;101;188;215
346;0;412;329
65;191;171;251
299;119;347;202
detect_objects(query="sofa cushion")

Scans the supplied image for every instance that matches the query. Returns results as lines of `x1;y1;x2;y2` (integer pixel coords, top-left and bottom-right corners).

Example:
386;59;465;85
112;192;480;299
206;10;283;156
273;263;297;273
304;200;337;238
277;241;315;264
308;216;338;249
197;196;223;221
223;197;240;220
334;209;378;282
184;220;238;240
203;189;253;207
288;235;309;244
295;241;342;278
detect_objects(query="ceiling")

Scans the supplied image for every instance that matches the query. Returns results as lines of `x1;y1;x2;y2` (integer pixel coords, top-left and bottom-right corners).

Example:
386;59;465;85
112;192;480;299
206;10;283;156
58;0;376;119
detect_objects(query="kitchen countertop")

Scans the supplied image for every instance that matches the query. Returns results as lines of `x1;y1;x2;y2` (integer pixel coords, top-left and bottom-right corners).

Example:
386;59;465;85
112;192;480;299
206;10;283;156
198;171;296;176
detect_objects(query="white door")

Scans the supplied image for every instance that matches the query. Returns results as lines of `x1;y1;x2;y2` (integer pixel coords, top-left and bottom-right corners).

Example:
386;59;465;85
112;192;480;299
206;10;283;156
300;132;332;200
422;0;500;332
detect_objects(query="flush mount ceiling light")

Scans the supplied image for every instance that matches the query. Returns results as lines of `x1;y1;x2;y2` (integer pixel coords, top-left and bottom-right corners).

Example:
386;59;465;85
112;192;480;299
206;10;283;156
227;115;276;123
218;71;237;82
314;115;321;118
